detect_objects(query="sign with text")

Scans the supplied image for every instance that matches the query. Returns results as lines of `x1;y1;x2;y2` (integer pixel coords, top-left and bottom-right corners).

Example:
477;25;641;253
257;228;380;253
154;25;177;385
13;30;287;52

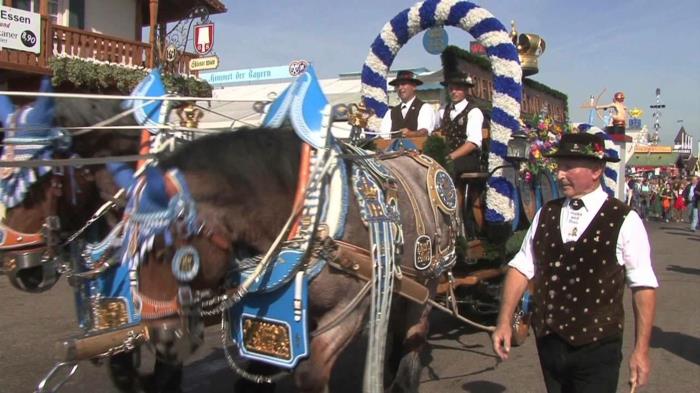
0;6;41;54
200;65;294;85
194;23;214;55
189;55;219;71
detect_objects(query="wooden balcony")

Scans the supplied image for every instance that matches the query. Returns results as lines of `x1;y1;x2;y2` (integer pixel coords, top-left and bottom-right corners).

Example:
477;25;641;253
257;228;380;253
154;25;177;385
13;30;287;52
0;16;197;78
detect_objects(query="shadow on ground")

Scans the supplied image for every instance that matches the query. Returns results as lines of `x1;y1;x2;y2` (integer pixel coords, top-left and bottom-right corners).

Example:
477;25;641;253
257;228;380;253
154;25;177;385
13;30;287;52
462;380;507;392
667;264;700;276
651;326;700;366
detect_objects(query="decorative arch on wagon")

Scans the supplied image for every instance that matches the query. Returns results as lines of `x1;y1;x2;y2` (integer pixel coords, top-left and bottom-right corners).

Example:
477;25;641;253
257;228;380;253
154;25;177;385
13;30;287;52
360;0;522;226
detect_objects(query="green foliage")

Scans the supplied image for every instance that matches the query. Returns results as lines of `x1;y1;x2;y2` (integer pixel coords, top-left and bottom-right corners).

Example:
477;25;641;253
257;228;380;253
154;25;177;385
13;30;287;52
504;229;527;258
455;235;468;261
523;78;568;104
442;45;568;106
48;57;212;97
443;45;492;71
422;135;454;174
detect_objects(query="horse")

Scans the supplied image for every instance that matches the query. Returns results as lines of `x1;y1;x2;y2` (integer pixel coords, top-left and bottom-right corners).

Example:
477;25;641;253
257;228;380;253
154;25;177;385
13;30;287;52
0;88;142;289
133;126;463;392
0;91;166;392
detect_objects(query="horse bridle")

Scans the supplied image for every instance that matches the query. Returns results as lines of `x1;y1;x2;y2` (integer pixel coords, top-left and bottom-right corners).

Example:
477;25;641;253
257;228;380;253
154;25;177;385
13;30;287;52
0;168;91;292
137;144;314;321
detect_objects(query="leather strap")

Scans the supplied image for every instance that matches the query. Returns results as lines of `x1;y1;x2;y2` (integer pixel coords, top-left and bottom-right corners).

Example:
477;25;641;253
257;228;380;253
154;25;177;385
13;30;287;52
0;222;44;251
332;240;429;305
289;143;312;239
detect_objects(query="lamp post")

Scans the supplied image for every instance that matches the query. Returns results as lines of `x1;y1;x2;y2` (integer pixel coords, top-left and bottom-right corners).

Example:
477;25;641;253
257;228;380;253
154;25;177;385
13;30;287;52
488;132;530;177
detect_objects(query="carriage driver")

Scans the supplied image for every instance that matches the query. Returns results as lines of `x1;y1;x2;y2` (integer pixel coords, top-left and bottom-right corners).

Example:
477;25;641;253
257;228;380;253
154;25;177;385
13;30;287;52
436;56;485;228
379;70;437;140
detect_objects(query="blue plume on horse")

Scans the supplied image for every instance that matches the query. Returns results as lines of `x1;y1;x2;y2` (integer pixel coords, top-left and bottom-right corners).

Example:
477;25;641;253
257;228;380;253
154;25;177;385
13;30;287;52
106;162;136;190
262;65;331;149
135;166;170;213
122;68;167;133
0;93;13;127
0;77;65;208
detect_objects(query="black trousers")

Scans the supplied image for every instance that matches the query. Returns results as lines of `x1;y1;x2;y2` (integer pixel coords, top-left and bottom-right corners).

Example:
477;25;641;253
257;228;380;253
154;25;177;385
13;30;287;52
535;333;623;393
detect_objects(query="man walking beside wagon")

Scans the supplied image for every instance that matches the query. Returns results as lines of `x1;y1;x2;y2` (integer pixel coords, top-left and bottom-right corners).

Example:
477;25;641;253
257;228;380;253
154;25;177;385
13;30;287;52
492;133;658;393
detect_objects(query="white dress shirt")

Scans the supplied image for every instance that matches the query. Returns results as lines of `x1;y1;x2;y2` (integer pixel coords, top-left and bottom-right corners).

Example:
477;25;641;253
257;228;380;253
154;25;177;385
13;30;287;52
379;96;436;139
438;99;483;148
509;186;658;288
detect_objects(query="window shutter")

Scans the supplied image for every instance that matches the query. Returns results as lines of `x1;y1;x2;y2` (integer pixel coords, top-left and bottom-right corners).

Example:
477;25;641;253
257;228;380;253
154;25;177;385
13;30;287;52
68;0;84;29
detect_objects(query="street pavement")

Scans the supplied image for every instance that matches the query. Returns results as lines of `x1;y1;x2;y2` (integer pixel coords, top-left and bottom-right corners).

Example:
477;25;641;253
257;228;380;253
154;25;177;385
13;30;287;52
0;220;698;392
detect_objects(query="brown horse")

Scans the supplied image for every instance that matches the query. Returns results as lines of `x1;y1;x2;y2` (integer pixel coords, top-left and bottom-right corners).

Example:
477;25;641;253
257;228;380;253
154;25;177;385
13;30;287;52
1;97;141;288
135;127;462;392
0;97;153;391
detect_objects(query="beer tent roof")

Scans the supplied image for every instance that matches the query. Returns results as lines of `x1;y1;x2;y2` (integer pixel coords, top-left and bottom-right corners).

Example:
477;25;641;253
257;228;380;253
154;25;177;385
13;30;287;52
628;152;680;168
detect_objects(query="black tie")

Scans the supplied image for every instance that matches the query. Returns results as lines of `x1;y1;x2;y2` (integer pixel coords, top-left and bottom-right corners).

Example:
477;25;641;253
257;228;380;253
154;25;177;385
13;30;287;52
569;198;584;211
401;104;407;110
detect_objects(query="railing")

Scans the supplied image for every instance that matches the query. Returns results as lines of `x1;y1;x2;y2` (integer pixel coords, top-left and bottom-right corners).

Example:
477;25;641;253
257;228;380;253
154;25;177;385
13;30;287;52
1;17;196;76
52;25;151;68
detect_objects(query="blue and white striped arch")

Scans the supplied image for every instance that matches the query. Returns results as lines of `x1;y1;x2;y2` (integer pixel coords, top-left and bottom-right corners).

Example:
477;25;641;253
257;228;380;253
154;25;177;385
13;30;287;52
361;0;523;224
574;123;621;199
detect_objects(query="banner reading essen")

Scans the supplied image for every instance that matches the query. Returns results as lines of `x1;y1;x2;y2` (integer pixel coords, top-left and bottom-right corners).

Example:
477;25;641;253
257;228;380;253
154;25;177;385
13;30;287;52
200;66;294;86
0;6;41;54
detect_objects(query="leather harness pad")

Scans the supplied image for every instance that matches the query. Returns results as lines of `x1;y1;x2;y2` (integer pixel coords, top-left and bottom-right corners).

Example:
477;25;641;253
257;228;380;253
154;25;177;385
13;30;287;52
0;222;44;250
332;240;429;305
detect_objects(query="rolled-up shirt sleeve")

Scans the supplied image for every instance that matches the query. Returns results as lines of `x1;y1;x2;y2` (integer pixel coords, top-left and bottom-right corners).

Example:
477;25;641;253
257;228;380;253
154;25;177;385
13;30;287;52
508;210;541;279
618;211;659;288
466;108;484;149
417;104;436;134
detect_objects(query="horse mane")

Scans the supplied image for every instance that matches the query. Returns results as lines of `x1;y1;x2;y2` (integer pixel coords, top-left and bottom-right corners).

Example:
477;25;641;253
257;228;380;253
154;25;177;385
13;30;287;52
54;98;141;157
159;127;301;186
159;127;302;250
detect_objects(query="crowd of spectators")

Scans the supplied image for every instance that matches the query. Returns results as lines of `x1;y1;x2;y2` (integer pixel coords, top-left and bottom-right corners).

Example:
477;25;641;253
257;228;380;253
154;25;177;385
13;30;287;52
627;175;699;230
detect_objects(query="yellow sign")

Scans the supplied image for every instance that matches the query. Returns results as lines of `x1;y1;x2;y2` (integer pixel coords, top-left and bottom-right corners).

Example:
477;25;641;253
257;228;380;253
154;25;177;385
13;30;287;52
629;107;644;118
634;145;672;153
189;55;219;71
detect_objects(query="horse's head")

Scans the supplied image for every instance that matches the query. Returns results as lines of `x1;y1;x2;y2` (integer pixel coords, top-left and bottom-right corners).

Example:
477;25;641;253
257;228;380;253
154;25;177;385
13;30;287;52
1;92;140;292
129;167;234;363
133;129;301;363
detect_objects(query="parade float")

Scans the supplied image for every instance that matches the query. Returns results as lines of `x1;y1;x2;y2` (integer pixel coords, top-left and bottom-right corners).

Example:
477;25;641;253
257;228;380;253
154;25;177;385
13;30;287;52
0;1;630;392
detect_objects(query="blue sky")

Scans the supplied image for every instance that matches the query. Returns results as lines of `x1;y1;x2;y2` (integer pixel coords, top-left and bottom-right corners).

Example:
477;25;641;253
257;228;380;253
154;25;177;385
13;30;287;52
207;0;699;145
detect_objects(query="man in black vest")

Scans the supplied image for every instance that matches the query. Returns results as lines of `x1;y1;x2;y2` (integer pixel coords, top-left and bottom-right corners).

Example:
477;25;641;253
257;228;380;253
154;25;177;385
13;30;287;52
436;58;486;232
492;133;658;393
378;70;436;140
438;75;484;176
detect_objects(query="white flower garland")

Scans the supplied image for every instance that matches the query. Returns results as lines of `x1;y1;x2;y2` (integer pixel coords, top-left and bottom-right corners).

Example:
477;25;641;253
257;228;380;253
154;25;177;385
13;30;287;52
360;0;522;225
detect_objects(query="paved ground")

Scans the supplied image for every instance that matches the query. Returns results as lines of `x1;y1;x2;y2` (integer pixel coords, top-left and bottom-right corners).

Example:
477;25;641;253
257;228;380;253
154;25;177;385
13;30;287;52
1;220;698;392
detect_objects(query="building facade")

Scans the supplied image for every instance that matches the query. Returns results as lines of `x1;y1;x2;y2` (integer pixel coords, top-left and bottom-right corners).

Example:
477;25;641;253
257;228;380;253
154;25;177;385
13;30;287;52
1;0;225;92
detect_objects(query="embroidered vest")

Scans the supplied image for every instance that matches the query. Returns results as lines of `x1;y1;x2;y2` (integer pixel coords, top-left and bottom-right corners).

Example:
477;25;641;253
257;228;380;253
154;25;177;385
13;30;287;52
441;101;478;151
531;197;630;346
390;98;424;133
